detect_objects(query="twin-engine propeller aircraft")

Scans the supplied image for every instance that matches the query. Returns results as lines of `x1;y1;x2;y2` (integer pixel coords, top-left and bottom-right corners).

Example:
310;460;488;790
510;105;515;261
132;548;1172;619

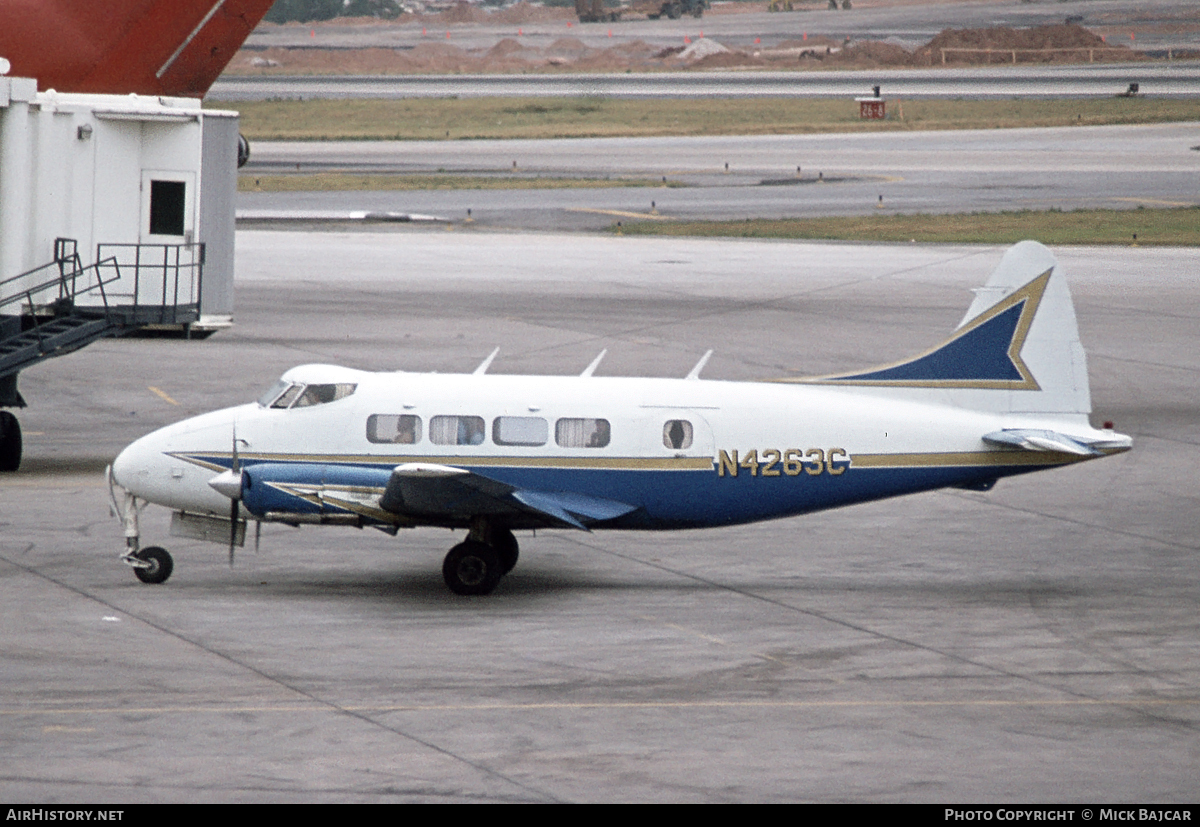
109;241;1130;595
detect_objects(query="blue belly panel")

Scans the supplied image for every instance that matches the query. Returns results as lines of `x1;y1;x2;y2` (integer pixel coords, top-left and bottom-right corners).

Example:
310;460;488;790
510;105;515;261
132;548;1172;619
219;455;1047;529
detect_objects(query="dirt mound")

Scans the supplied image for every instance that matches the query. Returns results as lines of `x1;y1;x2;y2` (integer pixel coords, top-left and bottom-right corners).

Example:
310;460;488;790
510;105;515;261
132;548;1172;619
836;40;913;67
489;2;574;24
229;20;1152;76
913;23;1140;64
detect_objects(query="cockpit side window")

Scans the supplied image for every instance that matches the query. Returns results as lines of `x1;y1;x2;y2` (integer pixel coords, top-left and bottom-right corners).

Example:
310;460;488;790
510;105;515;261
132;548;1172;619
268;382;357;410
257;379;291;407
271;383;305;409
292;383;357;408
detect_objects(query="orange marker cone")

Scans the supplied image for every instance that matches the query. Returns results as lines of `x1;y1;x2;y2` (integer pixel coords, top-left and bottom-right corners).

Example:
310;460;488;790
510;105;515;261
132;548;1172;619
754;37;760;44
684;36;691;44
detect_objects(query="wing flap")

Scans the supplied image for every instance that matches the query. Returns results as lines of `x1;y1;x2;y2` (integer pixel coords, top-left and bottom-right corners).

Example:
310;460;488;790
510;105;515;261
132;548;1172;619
380;463;638;529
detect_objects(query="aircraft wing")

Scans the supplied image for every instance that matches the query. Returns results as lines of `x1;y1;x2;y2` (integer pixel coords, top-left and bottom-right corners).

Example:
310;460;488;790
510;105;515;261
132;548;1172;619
379;463;638;530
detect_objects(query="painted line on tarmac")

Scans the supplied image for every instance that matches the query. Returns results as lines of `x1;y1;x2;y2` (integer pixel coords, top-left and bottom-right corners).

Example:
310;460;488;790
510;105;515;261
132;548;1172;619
7;697;1199;717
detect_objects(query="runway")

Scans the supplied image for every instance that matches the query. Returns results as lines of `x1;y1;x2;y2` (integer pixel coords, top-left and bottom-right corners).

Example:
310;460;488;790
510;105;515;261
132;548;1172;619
3;232;1197;802
209;64;1200;101
239;123;1200;230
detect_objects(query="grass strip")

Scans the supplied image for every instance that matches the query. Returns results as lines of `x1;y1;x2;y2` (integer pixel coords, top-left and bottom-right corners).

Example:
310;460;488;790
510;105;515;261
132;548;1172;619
220;97;1200;141
238;173;685;191
607;207;1200;246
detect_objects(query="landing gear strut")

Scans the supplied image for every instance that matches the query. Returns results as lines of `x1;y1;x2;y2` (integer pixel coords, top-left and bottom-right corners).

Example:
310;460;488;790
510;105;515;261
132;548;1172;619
441;519;520;595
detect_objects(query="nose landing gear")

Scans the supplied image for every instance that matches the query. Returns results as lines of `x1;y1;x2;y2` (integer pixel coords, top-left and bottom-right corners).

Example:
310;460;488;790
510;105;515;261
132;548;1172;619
110;475;175;584
131;546;174;584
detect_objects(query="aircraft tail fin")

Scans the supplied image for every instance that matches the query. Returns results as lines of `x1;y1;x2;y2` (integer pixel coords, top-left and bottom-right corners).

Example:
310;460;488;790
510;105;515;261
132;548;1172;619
795;241;1092;415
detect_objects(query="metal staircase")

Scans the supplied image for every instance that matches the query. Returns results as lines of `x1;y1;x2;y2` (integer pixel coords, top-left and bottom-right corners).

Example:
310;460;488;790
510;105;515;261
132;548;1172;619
0;238;204;388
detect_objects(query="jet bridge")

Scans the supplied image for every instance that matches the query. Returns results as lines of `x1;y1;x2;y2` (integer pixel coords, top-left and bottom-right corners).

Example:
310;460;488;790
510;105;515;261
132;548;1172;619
0;73;238;471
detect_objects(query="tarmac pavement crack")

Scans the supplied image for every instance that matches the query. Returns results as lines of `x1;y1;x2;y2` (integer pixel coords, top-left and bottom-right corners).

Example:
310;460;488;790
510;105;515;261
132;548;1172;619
942;488;1200;554
560;534;1200;735
0;551;563;803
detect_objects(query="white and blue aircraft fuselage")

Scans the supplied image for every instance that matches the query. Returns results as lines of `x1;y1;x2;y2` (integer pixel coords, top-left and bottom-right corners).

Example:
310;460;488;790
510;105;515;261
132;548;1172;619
110;242;1131;595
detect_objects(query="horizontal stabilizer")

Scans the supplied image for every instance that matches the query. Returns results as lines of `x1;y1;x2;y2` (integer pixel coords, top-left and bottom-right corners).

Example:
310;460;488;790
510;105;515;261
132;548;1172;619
983;429;1101;456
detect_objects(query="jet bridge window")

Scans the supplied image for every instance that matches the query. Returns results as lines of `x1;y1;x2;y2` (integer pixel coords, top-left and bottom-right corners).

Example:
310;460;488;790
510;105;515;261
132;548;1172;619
493;416;548;447
149;180;186;237
367;414;422;445
556;418;610;448
663;420;693;450
430;415;486;446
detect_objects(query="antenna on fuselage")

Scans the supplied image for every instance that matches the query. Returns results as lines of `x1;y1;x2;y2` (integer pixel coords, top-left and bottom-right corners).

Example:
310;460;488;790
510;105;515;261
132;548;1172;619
580;349;607;377
473;347;500;375
685;349;713;380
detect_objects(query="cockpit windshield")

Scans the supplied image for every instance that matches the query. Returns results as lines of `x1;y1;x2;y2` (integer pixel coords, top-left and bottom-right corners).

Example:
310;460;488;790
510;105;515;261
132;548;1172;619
257;380;356;409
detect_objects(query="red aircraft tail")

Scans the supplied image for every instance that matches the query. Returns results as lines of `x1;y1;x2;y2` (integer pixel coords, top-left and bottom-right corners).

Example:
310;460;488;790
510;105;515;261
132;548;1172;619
0;0;276;96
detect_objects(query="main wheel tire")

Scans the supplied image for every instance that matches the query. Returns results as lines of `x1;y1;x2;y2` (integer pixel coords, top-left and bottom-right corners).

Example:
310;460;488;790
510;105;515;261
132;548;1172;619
443;541;502;596
133;546;174;584
0;411;21;473
493;527;519;575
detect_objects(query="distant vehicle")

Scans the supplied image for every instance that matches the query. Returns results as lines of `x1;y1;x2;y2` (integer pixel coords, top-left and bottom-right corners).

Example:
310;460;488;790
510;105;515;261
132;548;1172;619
109;242;1131;595
575;0;707;23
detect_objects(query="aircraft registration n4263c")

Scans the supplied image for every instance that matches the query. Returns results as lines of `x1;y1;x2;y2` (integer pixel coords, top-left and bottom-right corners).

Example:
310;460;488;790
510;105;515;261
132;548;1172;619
109;241;1131;595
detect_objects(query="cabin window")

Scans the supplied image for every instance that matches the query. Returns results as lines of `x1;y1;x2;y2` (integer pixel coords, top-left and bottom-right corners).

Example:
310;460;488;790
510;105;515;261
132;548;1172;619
367;414;422;445
663;420;693;450
291;383;356;408
493;416;548;447
556;418;610;448
430;415;486;446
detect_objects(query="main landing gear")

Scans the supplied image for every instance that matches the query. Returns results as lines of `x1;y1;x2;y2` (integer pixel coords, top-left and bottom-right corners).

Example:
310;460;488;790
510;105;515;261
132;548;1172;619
442;520;519;596
0;411;21;472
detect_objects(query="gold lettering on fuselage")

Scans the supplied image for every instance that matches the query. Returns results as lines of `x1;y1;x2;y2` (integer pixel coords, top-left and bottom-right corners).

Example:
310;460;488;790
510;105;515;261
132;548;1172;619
716;448;851;478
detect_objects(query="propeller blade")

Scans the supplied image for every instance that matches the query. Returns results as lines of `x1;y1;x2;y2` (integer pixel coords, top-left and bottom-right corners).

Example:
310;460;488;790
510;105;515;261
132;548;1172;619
229;498;238;566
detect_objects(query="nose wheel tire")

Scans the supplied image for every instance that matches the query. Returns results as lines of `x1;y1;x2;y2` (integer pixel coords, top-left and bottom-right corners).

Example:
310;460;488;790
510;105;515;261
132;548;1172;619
132;546;174;584
443;541;501;595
